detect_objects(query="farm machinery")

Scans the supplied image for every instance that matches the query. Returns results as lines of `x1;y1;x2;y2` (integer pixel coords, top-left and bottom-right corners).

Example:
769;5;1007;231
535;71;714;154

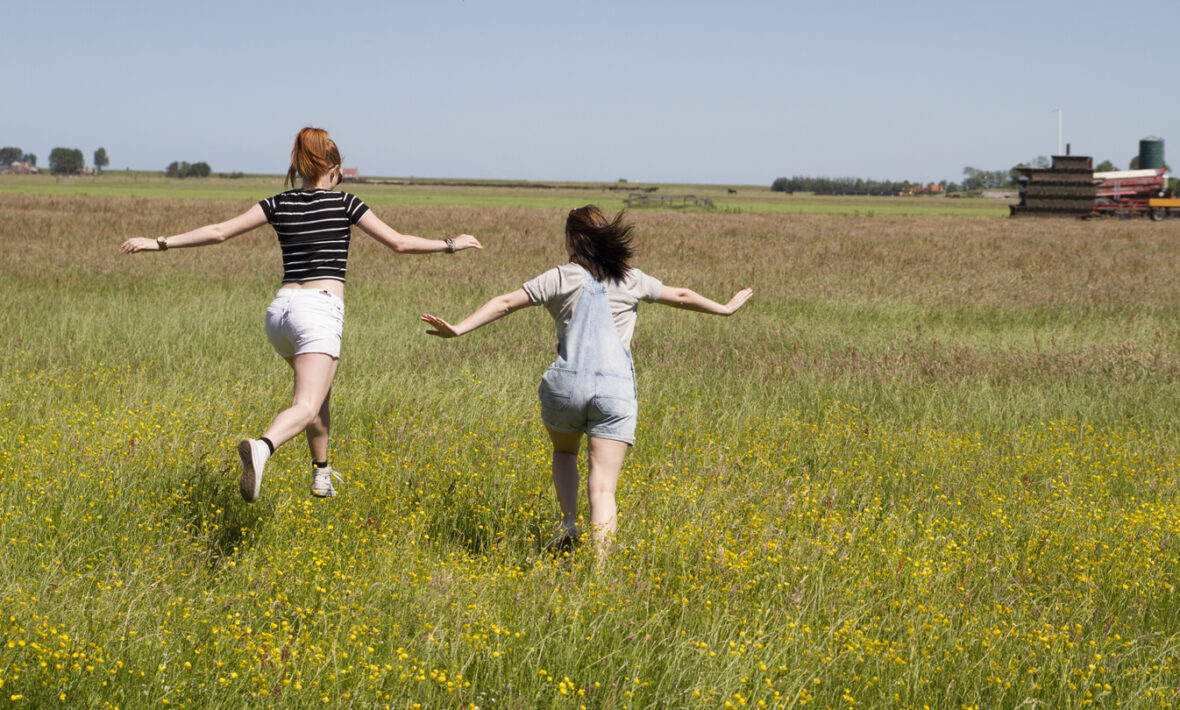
1009;137;1176;219
1090;167;1176;220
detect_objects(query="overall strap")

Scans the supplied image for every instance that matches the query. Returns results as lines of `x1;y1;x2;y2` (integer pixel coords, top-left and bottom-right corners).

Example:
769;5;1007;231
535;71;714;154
554;268;630;377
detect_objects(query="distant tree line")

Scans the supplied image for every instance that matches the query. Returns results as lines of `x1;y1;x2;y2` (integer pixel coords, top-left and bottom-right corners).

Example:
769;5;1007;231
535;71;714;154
50;148;85;174
166;161;211;178
3;145;110;174
771;168;1024;195
773;155;1137;196
961;166;1014;191
0;146;37;166
770;176;931;195
5;142;217;179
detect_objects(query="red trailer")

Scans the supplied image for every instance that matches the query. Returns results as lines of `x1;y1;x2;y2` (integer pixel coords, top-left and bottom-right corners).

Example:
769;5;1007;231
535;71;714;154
1089;168;1170;219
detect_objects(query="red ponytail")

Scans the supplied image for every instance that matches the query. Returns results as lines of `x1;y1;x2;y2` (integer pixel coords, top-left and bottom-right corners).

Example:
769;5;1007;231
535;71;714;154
285;127;342;188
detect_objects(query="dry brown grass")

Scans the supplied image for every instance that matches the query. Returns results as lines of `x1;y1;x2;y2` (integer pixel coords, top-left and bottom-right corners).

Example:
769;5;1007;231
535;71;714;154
9;193;1179;305
5;193;1180;428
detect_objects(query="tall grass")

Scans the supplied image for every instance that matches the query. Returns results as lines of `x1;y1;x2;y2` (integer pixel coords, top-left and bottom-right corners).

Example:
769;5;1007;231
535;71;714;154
0;193;1177;708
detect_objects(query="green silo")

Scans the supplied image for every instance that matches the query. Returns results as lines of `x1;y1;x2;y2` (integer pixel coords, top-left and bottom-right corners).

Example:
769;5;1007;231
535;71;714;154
1139;137;1165;170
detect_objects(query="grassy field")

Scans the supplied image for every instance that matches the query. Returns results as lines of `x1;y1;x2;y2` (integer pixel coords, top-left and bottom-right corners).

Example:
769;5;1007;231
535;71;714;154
0;173;1012;218
1;189;1177;708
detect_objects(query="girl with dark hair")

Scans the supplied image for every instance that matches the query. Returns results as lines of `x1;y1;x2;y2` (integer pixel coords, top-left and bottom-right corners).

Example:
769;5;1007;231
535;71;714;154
122;126;482;503
421;205;752;559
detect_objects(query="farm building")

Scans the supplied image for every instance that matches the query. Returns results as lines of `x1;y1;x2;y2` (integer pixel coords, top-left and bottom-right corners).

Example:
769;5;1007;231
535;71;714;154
3;161;38;175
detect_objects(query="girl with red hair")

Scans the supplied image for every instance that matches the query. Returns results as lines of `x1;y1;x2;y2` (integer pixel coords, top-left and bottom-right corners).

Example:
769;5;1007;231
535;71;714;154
122;127;482;502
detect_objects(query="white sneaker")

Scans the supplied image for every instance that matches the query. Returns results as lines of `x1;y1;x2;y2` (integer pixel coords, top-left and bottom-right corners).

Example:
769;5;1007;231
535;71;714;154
311;466;343;498
237;439;269;503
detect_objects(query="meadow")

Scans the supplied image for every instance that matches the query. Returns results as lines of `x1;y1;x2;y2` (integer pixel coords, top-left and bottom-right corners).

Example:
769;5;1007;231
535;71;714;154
0;173;1010;218
0;182;1177;708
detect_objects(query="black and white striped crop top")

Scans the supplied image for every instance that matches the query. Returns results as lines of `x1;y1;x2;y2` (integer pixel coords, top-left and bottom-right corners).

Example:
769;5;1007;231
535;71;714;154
258;189;370;283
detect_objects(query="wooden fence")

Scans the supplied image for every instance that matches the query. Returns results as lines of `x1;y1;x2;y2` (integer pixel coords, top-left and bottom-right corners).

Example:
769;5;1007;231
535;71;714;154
623;193;715;209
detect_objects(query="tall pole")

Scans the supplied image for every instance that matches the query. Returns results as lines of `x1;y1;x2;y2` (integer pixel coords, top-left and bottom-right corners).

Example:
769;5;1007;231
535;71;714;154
1058;109;1063;155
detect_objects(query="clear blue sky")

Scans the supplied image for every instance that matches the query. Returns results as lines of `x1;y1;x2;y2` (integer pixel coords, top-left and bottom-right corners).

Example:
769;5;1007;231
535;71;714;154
4;0;1176;185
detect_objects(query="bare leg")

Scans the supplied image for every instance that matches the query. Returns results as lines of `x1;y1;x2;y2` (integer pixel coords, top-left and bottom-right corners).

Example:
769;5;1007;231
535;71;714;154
263;353;338;450
545;427;583;534
305;385;332;462
586;436;629;561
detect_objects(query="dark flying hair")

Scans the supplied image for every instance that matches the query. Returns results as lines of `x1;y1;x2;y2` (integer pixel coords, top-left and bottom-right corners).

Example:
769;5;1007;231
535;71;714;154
565;205;634;282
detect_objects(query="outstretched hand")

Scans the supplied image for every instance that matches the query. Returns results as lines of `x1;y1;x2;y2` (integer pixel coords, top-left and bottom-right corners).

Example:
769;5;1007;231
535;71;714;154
121;237;160;254
452;234;483;251
726;287;755;315
420;313;460;338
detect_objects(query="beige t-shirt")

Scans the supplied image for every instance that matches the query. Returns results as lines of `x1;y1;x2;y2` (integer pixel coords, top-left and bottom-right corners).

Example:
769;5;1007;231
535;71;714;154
522;263;663;350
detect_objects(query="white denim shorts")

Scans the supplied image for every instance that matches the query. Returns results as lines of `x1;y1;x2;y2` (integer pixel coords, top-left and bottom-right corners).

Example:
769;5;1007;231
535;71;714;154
264;289;344;359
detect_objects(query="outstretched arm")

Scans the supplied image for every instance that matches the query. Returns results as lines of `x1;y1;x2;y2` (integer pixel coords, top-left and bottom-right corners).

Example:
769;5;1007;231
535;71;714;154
120;204;268;253
357;211;482;254
421;288;534;338
655;285;754;315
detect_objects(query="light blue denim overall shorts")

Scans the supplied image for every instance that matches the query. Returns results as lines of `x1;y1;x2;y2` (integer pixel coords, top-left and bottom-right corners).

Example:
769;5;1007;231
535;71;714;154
538;271;638;445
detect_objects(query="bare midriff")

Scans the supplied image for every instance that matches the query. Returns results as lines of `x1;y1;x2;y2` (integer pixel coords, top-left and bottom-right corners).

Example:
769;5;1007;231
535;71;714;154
279;279;345;300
